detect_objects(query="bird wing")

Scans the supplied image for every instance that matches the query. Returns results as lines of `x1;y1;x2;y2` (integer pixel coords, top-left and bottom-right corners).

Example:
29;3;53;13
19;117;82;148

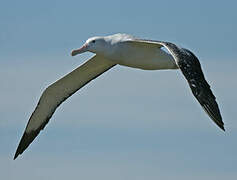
128;39;224;131
14;55;116;159
125;39;163;49
159;42;224;131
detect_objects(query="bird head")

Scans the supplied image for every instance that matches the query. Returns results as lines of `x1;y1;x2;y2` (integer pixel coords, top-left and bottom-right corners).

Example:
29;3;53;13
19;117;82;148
71;36;107;56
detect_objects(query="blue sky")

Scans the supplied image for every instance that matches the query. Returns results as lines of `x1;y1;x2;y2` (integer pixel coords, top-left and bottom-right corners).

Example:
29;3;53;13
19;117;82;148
1;0;237;179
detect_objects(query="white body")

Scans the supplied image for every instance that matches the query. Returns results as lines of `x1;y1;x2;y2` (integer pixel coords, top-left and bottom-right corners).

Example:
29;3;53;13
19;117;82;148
105;42;177;70
94;34;178;70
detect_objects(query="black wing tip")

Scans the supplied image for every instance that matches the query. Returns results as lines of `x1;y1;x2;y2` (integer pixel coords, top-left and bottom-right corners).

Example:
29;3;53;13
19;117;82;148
210;113;225;131
208;111;225;132
216;123;225;131
14;130;40;160
14;152;19;160
203;106;225;132
14;132;29;160
221;126;225;131
14;115;50;160
217;121;225;132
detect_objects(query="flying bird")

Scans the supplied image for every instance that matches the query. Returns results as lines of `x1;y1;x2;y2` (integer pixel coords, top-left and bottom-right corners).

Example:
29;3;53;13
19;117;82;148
14;33;224;159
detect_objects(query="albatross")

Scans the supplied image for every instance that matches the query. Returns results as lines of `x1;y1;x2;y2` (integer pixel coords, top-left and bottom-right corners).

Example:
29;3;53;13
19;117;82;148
14;33;224;159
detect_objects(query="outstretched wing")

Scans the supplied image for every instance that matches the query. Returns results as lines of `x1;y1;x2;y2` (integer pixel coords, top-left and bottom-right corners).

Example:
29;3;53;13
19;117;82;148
128;39;224;131
160;42;224;131
14;55;116;159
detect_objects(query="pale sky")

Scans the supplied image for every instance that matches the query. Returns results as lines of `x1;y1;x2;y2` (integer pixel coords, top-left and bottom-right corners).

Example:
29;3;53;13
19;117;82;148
1;0;237;179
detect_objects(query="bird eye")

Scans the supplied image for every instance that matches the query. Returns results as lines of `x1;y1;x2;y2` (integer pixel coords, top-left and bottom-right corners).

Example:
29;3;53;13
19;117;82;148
92;40;96;43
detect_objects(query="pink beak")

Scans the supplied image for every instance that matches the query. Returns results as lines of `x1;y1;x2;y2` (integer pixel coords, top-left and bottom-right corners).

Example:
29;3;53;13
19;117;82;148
71;44;88;56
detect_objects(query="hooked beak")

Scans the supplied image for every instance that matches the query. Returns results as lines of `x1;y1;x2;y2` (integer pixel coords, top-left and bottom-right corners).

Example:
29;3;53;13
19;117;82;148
71;44;88;56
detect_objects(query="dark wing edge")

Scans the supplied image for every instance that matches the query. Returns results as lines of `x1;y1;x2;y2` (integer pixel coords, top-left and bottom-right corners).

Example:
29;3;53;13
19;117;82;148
14;90;65;160
162;42;224;131
14;62;116;160
14;110;51;160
